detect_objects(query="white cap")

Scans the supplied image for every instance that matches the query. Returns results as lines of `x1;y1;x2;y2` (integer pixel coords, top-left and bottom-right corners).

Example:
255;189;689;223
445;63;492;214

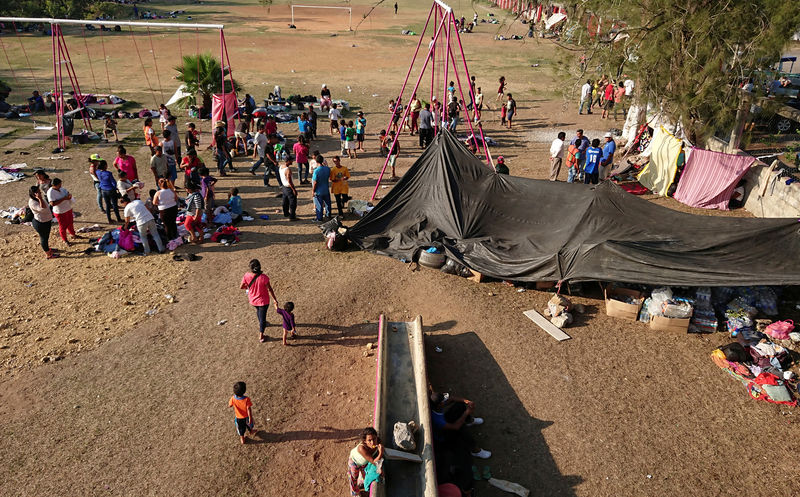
604;132;613;138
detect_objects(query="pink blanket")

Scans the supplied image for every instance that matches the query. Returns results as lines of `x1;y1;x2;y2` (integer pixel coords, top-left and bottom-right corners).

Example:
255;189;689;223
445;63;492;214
673;148;753;210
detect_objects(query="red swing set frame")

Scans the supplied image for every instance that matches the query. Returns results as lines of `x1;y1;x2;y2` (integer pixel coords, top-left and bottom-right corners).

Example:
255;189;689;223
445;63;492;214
372;0;494;200
0;17;238;150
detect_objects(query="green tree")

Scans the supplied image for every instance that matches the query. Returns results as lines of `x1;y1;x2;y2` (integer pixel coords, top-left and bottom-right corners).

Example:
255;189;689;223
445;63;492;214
173;54;241;112
563;0;800;143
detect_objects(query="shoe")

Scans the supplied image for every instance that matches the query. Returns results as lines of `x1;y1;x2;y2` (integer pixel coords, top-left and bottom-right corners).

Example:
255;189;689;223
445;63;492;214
466;417;484;427
250;170;256;176
471;465;481;481
482;466;492;480
470;449;491;459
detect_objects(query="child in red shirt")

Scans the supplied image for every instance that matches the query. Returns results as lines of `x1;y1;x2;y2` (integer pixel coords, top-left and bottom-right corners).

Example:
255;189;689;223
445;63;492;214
228;381;255;444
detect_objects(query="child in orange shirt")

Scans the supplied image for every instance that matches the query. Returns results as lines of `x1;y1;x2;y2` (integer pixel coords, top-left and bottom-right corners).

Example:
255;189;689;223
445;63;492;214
228;381;255;444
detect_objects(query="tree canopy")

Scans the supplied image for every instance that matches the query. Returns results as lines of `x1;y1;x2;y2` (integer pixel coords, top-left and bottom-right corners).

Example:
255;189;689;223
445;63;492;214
173;54;241;111
563;0;800;141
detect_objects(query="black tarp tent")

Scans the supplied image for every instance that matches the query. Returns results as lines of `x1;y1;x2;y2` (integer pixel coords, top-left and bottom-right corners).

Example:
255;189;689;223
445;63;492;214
347;130;800;286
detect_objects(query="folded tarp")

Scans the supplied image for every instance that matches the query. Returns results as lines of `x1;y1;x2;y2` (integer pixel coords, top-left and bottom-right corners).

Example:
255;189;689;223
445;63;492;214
637;126;684;196
347;130;800;287
673;148;754;210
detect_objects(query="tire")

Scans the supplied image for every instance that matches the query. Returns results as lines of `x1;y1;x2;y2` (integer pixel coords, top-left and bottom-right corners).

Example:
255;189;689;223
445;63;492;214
418;250;446;269
773;118;795;133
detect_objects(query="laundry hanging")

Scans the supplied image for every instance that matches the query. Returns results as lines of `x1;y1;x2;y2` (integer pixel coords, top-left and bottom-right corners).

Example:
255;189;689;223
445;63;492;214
673;148;755;210
211;93;237;138
637;126;684;196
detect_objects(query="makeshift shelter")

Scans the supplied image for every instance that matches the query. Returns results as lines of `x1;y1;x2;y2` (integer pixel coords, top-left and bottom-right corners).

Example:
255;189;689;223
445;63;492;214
347;130;800;286
673;148;754;210
545;13;567;30
166;85;191;106
212;93;237;137
637;126;685;196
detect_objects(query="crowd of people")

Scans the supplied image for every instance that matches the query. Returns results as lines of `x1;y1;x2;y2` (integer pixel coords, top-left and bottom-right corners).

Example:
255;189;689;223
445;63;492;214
548;128;617;184
578;75;634;120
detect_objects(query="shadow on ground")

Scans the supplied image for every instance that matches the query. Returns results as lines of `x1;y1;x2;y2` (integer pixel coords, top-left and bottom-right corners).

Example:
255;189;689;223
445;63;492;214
426;331;582;496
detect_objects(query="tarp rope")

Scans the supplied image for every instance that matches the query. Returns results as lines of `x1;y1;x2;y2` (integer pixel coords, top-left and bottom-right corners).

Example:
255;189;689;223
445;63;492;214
12;22;40;92
81;25;99;94
146;27;165;103
98;27;112;95
129;26;159;107
0;35;20;88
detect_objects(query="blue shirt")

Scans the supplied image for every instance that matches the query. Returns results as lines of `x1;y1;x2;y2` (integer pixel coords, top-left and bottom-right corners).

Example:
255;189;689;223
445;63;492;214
298;118;310;133
602;140;616;165
97;169;116;191
227;195;242;215
584;147;602;174
339;125;347;140
570;135;590;154
312;165;331;194
431;410;446;442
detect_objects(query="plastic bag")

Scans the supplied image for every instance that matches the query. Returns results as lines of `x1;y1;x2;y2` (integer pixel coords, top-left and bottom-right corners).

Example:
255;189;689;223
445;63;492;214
662;301;693;319
648;287;673;317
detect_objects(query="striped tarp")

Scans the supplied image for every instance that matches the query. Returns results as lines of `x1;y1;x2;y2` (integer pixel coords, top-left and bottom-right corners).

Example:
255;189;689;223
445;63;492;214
673;148;754;210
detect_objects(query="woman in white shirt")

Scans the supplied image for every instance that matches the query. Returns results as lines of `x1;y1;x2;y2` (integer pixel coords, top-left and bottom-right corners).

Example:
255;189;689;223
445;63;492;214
29;185;57;259
152;178;179;240
46;177;81;246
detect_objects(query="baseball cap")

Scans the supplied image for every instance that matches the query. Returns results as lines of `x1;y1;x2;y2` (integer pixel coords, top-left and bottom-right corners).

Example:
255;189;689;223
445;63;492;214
604;132;613;138
90;153;102;161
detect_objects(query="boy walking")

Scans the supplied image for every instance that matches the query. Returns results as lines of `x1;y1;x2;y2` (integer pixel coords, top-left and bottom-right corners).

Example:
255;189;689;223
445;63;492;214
228;381;256;444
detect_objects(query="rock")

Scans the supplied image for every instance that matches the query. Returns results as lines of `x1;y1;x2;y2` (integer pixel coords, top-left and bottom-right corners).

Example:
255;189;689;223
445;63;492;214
67;338;79;344
393;420;418;451
35;336;45;342
217;319;228;326
365;342;374;350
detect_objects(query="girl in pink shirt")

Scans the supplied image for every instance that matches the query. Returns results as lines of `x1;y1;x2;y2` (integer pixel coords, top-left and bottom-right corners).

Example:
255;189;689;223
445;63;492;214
240;259;279;343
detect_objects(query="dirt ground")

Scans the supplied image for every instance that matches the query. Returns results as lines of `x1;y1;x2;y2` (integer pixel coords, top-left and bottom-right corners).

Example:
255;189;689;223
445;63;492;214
2;1;800;496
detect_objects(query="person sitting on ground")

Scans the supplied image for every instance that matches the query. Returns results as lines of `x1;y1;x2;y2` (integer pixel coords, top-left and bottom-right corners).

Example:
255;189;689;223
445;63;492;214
28;90;44;112
495;155;509;175
227;187;243;225
103;114;119;143
119;194;165;255
320;84;332;111
347;427;385;497
430;390;490;458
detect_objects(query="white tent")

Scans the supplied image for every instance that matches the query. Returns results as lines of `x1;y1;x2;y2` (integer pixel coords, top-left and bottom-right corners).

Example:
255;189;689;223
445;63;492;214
166;85;192;106
545;13;567;30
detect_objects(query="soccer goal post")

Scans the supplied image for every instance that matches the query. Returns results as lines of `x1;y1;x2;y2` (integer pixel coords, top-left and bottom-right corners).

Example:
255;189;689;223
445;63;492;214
290;5;352;31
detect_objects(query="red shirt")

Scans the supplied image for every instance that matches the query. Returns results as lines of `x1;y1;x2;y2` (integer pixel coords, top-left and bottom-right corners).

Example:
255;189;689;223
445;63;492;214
240;272;271;306
604;84;614;100
265;120;277;135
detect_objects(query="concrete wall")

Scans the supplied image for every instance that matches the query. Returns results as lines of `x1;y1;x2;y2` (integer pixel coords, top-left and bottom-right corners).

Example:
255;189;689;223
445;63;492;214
705;136;800;218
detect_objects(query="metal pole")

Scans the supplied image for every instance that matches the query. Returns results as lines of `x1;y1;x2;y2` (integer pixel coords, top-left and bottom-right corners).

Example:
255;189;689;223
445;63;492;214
451;12;493;166
51;26;63;148
57;27;92;131
371;14;448;201
0;17;223;29
445;22;479;154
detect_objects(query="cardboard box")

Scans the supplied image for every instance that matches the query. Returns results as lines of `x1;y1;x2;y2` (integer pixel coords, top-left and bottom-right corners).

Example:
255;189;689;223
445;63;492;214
605;286;644;321
649;315;691;332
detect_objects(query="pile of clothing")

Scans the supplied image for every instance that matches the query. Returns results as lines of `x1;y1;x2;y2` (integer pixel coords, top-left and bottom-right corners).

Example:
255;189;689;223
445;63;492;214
0;166;25;185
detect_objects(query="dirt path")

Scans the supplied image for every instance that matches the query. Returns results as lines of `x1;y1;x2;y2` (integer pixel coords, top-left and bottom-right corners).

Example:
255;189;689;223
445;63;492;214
2;1;800;496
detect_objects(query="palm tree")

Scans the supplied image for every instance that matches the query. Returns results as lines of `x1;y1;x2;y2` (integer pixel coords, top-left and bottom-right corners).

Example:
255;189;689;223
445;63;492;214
173;53;240;112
